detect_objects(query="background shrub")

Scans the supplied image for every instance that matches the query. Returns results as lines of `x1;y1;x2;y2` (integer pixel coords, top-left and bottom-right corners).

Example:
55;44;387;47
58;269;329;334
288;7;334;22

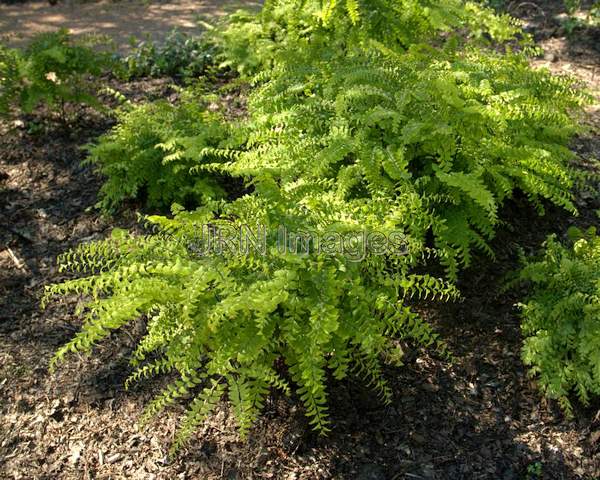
0;29;114;120
122;30;218;80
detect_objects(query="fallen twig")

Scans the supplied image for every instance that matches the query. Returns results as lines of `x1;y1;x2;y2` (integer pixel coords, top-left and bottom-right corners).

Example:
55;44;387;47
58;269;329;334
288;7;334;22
6;246;26;271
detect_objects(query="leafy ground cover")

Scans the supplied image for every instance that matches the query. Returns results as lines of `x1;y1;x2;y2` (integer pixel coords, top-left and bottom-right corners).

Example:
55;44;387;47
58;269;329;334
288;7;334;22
0;1;599;479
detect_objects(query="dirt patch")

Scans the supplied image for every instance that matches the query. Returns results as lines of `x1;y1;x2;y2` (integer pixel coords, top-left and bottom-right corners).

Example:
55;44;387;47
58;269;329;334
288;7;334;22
0;0;261;51
510;0;600;91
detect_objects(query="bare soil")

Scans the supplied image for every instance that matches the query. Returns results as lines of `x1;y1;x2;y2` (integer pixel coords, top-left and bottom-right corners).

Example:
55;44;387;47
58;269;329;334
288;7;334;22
0;0;261;51
1;1;599;479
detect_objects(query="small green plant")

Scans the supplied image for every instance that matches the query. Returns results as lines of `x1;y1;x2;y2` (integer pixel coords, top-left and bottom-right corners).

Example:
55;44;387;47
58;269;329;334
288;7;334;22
122;30;218;80
0;29;114;121
593;1;600;19
86;86;231;212
560;0;600;32
526;461;543;479
562;17;581;35
515;226;600;416
564;0;581;14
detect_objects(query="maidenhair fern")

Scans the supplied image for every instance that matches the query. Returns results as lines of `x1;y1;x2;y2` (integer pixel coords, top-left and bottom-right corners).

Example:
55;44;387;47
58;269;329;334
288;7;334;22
87;86;232;211
515;227;600;415
222;44;589;278
44;197;458;452
211;0;522;78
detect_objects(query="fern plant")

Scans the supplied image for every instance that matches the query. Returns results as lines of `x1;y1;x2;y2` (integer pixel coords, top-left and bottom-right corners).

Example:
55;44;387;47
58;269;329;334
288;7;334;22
515;226;600;415
221;43;589;278
207;9;283;77
198;0;590;278
208;0;523;79
87;86;232;211
43;196;458;453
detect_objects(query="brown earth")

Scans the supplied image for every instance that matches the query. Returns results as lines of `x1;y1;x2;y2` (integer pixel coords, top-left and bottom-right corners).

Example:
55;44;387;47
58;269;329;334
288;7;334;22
1;1;600;479
0;0;261;51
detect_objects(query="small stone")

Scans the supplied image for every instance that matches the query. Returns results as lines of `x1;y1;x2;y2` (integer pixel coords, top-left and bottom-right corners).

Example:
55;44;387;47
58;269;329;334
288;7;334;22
106;453;122;464
69;443;83;465
422;382;440;393
467;382;479;396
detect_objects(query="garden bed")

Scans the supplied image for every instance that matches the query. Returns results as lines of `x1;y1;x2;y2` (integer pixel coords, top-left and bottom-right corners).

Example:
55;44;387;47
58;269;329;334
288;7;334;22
1;1;600;479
